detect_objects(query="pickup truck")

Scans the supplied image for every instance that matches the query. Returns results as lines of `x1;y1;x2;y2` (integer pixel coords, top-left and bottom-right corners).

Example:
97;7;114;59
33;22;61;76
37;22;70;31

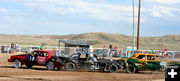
8;50;62;70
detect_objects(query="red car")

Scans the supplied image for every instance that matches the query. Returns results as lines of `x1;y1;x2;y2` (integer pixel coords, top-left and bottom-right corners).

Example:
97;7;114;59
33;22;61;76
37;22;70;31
8;50;62;70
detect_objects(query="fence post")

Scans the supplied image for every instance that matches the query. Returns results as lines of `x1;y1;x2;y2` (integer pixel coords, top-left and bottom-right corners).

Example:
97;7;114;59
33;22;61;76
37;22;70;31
173;52;175;59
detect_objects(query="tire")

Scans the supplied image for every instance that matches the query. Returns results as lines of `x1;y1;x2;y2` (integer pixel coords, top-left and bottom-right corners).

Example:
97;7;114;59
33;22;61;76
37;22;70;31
108;64;118;73
160;66;165;72
65;62;76;71
14;59;22;68
46;61;55;70
126;64;137;73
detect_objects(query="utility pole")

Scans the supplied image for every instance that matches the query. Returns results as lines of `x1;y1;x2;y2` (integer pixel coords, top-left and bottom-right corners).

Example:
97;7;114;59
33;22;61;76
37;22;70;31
132;0;135;50
58;39;61;50
161;38;163;51
137;0;141;50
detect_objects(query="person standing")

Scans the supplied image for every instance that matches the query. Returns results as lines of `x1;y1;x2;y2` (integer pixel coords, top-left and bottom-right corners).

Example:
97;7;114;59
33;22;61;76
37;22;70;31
11;42;14;54
40;45;43;50
11;43;14;49
15;42;20;52
123;48;126;57
14;42;19;53
108;45;113;57
119;50;122;57
102;45;107;57
1;46;4;53
15;42;19;49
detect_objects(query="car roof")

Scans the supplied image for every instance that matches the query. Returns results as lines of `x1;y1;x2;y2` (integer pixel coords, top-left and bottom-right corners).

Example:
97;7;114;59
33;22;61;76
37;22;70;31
135;53;157;56
34;50;54;53
27;47;39;48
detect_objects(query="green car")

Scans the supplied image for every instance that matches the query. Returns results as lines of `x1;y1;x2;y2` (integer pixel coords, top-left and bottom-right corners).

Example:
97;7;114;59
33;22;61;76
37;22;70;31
167;61;180;66
125;53;166;73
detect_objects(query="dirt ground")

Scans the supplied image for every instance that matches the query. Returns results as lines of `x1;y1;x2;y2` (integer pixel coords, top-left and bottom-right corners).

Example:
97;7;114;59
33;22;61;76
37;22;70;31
0;53;165;81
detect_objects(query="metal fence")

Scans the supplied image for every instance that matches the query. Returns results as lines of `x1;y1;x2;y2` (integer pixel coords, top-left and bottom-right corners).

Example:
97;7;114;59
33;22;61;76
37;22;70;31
50;47;180;59
1;45;180;59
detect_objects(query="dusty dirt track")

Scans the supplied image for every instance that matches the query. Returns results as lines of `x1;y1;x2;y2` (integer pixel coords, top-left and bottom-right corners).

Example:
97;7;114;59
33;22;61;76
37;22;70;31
0;54;165;81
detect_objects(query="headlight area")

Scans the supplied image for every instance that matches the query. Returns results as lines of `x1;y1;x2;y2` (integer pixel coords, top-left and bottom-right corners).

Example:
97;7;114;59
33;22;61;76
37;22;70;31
160;62;167;66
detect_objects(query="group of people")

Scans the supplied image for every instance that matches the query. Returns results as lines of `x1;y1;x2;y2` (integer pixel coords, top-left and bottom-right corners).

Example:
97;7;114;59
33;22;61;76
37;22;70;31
1;42;19;54
92;45;138;58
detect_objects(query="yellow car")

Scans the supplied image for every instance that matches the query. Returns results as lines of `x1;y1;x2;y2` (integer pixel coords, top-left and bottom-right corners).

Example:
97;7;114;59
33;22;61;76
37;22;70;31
125;53;166;73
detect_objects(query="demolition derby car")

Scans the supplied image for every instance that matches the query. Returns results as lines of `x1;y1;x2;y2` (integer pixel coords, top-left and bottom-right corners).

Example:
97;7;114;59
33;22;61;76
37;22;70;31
126;53;166;73
8;50;167;74
52;51;121;73
8;50;62;70
167;61;180;66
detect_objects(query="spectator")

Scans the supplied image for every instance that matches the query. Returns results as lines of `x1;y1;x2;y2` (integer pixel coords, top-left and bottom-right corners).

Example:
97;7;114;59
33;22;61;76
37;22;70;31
123;48;126;57
6;46;10;53
40;45;43;50
102;45;107;57
11;43;14;49
1;46;4;53
127;50;130;57
4;46;7;53
15;42;19;52
119;50;122;57
11;43;15;54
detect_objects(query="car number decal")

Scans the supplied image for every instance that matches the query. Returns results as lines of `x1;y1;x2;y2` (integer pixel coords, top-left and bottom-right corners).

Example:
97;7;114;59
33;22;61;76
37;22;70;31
25;55;37;65
38;57;46;65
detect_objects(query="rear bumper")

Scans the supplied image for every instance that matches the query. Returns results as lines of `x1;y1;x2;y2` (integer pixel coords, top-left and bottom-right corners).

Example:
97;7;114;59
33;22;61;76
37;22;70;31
8;59;13;62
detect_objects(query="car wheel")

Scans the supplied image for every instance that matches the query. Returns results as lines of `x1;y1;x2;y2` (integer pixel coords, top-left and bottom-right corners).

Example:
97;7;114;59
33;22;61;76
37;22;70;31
108;64;118;73
126;64;137;73
46;61;55;70
65;62;76;71
160;66;165;72
14;59;22;68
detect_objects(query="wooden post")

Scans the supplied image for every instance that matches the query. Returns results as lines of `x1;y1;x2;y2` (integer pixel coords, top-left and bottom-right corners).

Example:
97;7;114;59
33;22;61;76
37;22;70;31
137;0;141;50
132;0;136;50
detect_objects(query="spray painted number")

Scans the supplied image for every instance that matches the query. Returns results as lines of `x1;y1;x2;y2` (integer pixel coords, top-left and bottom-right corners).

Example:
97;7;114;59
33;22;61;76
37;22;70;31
30;56;35;61
90;64;99;70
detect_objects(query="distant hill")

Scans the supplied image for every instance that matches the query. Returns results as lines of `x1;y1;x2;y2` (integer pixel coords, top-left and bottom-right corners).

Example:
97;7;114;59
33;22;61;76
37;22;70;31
0;32;180;51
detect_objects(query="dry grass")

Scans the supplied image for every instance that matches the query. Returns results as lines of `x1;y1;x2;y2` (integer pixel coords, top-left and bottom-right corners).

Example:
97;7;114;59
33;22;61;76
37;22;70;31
0;32;180;50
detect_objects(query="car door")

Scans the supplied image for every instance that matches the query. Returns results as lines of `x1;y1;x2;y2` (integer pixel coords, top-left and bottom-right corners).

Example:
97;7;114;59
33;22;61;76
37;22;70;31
136;55;146;69
37;52;48;65
145;55;161;70
25;51;39;65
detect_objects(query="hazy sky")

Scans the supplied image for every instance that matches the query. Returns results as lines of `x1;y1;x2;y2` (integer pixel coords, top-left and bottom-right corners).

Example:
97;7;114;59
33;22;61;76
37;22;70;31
0;0;180;36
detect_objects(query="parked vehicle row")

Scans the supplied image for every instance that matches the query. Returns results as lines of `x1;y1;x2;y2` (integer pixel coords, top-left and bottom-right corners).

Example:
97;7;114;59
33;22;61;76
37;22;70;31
8;50;167;73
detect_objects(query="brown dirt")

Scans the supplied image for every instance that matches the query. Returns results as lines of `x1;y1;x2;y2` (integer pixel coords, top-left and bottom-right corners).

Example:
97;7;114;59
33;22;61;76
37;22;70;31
0;54;165;81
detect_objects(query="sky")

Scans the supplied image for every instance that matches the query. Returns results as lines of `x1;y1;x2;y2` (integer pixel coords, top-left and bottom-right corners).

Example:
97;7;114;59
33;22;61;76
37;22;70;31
0;0;180;37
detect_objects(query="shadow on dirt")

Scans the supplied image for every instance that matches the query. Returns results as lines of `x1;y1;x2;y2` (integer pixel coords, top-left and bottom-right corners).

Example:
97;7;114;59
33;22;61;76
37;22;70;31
0;66;14;68
0;66;48;71
0;66;164;74
0;75;46;81
135;71;164;74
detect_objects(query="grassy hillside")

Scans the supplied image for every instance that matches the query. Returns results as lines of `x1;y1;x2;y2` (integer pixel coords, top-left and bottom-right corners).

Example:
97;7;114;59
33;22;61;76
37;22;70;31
0;32;180;51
